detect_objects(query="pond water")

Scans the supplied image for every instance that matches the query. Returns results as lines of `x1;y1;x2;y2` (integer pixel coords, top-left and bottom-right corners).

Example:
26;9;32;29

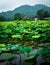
0;48;44;65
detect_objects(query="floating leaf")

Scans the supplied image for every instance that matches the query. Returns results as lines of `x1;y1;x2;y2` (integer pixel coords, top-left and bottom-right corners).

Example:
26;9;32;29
32;34;40;38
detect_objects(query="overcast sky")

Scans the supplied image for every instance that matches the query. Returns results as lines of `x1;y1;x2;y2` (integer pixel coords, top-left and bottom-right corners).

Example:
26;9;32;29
0;0;50;12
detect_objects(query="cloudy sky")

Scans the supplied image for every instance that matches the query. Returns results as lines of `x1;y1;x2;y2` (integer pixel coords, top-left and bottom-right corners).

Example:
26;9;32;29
0;0;50;12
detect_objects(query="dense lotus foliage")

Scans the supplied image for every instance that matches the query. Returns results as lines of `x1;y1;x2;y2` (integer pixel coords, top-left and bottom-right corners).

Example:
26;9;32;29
0;44;33;54
0;20;50;64
0;20;50;47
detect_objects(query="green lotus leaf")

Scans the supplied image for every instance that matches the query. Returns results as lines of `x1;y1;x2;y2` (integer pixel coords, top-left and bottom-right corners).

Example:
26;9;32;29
32;34;40;38
1;34;8;38
26;54;36;60
12;35;22;39
4;29;12;34
11;45;23;51
0;44;6;48
20;47;33;54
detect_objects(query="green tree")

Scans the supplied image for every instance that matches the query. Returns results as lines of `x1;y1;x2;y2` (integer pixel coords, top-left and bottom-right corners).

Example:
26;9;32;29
14;13;22;20
0;15;6;21
37;9;49;19
49;11;50;17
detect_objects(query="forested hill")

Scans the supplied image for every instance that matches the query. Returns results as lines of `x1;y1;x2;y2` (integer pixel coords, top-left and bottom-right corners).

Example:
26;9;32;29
0;4;50;20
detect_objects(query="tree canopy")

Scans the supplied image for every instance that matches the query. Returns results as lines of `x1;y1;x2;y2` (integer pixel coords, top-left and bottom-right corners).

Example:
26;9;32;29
37;9;49;19
14;13;22;20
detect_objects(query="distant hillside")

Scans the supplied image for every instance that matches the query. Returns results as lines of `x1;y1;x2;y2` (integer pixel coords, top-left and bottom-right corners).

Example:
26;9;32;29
0;4;50;20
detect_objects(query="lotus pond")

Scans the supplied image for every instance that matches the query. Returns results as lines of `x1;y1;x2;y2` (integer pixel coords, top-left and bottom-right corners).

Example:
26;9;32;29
0;20;50;65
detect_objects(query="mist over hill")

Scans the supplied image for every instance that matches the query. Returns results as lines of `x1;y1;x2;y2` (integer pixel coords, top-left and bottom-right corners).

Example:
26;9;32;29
0;4;50;20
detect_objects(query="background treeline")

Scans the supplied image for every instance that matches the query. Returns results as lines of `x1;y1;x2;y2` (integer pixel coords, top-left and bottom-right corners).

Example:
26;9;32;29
0;9;50;21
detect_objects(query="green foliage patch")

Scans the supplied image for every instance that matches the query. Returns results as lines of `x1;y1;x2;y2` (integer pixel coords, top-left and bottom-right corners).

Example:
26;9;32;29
0;20;50;47
0;20;50;64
